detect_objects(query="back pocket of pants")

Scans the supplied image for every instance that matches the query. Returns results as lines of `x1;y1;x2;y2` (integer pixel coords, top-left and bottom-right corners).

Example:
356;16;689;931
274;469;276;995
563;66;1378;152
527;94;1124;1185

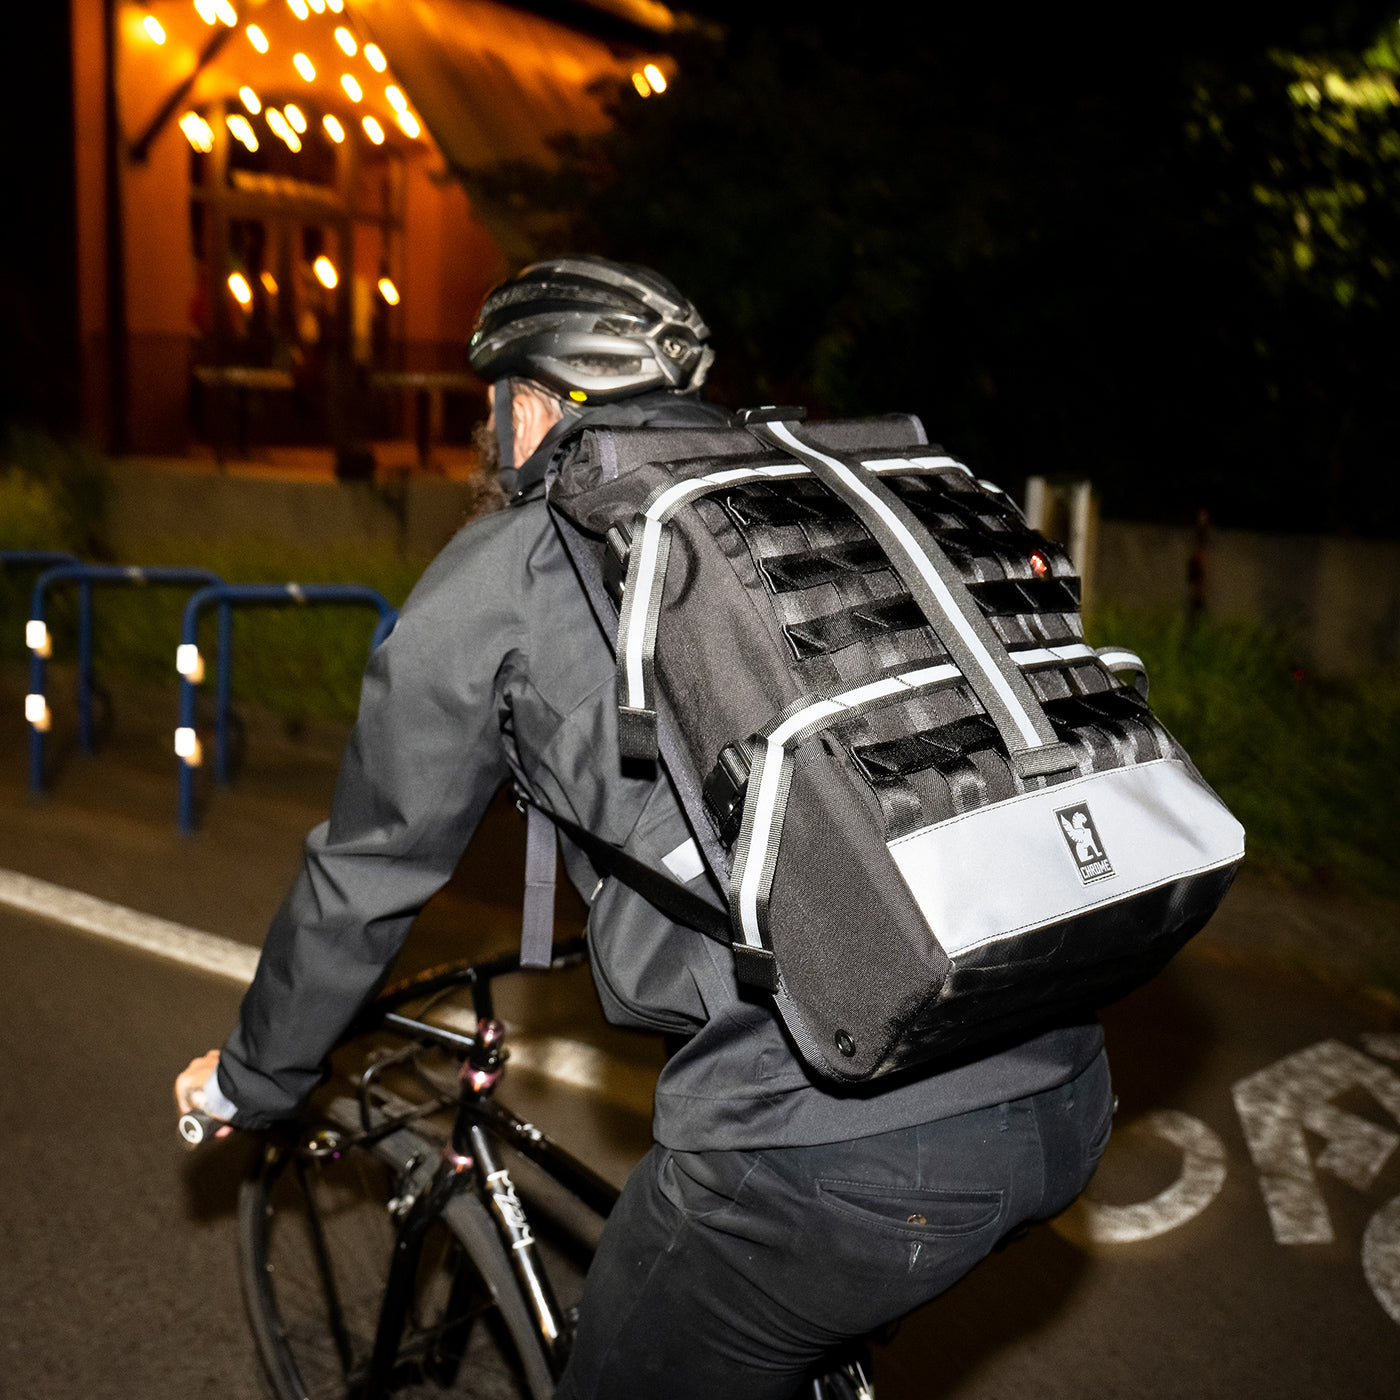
815;1180;1003;1239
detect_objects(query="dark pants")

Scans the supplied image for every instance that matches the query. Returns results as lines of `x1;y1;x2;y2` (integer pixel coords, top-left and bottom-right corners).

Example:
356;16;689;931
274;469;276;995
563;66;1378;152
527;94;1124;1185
554;1050;1113;1399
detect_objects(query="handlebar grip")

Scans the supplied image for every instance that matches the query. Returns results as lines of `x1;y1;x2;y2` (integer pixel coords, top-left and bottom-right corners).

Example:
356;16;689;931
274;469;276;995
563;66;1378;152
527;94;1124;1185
178;1109;215;1148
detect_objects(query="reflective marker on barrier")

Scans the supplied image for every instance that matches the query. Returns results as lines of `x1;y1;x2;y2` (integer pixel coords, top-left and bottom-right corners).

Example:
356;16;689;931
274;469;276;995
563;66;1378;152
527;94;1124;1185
176;643;204;683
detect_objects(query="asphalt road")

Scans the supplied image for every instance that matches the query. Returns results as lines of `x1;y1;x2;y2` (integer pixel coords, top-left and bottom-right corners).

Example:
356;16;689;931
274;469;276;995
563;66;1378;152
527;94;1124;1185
2;669;1399;1398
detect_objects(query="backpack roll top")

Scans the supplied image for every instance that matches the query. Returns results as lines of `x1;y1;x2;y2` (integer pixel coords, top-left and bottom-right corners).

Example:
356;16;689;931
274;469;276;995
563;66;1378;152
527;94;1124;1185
548;414;1245;1082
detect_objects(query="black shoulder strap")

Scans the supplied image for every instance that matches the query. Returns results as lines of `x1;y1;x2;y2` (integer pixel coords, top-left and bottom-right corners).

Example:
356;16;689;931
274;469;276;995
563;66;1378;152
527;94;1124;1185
516;791;734;968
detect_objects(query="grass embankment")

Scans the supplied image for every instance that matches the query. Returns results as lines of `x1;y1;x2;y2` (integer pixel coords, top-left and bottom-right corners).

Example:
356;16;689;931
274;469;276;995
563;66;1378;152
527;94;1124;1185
1087;603;1400;902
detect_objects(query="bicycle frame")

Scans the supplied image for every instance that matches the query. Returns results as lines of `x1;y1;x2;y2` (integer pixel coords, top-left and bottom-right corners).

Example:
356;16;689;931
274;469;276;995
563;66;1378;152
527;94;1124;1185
315;937;620;1399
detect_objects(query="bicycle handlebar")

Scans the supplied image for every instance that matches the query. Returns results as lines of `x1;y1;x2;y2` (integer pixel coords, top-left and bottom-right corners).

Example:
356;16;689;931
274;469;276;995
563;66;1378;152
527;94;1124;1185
178;1108;216;1148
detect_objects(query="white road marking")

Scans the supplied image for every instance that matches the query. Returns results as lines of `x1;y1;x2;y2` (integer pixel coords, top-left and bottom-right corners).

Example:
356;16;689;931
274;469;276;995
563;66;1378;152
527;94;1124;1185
0;867;260;983
1363;1034;1400;1062
0;866;654;1114
1363;1195;1400;1327
1052;1110;1227;1248
1232;1040;1400;1245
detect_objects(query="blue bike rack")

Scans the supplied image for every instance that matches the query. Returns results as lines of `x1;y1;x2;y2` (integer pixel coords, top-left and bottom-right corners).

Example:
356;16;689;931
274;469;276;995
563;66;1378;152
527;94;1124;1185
24;563;224;793
176;582;397;833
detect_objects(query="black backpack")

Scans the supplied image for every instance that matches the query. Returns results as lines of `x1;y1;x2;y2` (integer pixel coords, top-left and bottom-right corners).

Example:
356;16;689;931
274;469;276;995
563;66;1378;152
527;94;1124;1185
535;408;1244;1083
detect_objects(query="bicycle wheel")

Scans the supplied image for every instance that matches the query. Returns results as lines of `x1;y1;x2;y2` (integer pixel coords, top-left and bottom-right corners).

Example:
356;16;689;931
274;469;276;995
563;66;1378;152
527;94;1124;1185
238;1099;556;1400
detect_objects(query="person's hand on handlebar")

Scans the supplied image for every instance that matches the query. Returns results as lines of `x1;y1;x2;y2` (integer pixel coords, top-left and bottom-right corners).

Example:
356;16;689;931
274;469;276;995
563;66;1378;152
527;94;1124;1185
174;1049;234;1141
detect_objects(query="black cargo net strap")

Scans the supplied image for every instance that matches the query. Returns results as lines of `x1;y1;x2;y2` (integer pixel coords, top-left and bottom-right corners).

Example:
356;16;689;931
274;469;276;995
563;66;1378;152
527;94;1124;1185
753;421;1077;781
728;662;966;989
613;452;972;759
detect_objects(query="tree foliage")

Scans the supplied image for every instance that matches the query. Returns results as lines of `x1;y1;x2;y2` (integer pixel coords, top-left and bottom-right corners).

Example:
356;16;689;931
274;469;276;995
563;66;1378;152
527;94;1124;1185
486;9;1400;534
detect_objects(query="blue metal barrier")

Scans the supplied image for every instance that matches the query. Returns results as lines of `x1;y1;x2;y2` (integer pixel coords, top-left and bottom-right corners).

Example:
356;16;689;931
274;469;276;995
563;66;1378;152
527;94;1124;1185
176;582;397;832
2;550;83;570
24;563;224;793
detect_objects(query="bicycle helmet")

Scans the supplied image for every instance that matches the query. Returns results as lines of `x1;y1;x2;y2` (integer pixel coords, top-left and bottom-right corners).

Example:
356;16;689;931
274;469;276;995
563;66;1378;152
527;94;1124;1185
468;255;714;404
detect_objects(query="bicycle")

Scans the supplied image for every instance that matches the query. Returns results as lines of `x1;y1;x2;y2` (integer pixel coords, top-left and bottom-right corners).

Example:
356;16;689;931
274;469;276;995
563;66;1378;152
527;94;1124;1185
183;936;874;1400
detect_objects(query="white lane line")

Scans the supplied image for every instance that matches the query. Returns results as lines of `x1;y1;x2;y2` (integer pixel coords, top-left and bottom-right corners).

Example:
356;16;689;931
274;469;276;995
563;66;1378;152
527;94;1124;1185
0;867;655;1115
0;867;260;983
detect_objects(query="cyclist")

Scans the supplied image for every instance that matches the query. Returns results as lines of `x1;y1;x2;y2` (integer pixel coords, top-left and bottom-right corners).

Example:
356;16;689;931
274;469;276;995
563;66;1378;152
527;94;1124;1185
176;255;1114;1400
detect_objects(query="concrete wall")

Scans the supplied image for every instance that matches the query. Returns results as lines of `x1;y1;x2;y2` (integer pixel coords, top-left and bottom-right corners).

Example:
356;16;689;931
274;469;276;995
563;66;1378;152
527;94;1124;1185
106;461;485;561
1098;520;1400;675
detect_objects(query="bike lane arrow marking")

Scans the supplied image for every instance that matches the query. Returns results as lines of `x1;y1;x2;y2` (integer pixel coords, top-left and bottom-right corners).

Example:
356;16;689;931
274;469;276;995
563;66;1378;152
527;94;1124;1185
1231;1039;1400;1245
1052;1109;1227;1247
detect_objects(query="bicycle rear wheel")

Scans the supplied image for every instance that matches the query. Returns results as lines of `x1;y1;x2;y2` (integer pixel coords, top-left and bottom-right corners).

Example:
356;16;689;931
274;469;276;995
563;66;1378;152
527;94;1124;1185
238;1101;555;1399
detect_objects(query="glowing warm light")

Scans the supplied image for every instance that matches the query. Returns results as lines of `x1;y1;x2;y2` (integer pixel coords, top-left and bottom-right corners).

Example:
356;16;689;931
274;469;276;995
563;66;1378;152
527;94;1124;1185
293;52;315;80
246;23;268;53
25;695;50;731
328;0;343;10
396;110;421;139
631;72;651;98
195;0;218;22
385;84;407;113
334;26;356;56
287;0;309;16
283;103;306;132
26;621;50;656
214;0;237;25
313;256;338;289
226;113;258;151
175;728;202;764
341;73;363;101
260;270;278;294
176;644;205;682
378;277;400;305
143;14;167;43
179;111;215;152
239;86;261;115
362;115;385;144
644;64;667;94
322;113;345;143
364;43;386;72
228;272;253;306
267;108;303;152
308;0;325;12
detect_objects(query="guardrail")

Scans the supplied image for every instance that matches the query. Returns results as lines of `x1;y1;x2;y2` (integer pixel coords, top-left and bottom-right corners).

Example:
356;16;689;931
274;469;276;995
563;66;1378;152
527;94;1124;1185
23;563;224;793
175;582;396;832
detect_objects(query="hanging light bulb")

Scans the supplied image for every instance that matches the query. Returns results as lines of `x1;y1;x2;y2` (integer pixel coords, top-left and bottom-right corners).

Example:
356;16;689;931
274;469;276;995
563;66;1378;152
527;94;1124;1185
283;103;307;133
293;52;315;81
362;115;385;145
341;73;363;101
246;23;268;52
239;86;261;115
322;113;346;143
313;256;338;289
377;277;400;305
143;14;167;43
364;43;386;72
396;110;420;139
334;26;356;56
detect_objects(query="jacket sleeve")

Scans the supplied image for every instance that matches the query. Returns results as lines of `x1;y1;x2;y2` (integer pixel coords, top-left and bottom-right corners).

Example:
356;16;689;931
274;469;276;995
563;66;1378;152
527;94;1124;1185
215;512;526;1127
